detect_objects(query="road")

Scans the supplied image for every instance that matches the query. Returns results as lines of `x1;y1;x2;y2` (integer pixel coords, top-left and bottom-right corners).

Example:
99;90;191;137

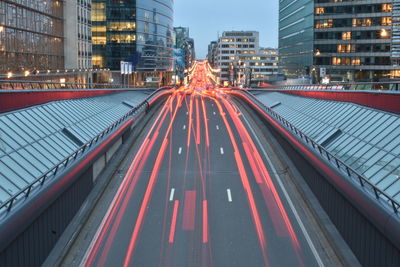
80;62;327;267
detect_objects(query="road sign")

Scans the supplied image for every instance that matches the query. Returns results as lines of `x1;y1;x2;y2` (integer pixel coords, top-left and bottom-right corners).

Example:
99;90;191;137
320;67;326;77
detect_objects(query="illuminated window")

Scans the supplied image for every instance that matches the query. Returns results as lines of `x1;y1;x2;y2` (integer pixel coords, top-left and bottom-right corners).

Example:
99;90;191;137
351;58;360;65
315;19;333;29
92;3;106;21
337;44;354;53
353;18;372;27
93;36;106;45
92;26;106;33
316;7;325;14
109;34;136;43
382;17;392;26
92;55;104;67
342;32;351;40
379;29;390;39
382;4;392;12
109;22;136;31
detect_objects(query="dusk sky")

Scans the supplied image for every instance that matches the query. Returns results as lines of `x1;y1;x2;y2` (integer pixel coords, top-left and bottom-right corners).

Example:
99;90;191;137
174;0;279;59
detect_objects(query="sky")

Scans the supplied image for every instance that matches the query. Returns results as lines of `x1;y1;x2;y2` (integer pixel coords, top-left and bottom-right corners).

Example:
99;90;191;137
174;0;279;59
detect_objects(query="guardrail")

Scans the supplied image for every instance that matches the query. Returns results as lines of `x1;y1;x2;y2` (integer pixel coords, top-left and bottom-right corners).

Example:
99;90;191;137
0;88;171;215
272;82;400;91
233;90;400;214
0;80;146;90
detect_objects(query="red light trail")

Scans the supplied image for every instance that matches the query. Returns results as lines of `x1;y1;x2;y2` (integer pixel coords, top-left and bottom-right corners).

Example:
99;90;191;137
81;61;320;267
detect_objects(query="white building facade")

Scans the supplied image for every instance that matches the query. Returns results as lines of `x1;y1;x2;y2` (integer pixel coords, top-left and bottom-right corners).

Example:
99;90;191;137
64;0;92;70
209;31;279;85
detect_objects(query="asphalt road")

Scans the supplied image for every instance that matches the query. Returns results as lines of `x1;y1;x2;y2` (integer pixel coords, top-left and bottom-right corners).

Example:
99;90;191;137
80;64;327;267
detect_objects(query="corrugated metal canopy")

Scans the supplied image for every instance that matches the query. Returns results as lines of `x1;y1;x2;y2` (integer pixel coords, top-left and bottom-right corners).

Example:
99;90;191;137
0;91;150;205
254;91;400;201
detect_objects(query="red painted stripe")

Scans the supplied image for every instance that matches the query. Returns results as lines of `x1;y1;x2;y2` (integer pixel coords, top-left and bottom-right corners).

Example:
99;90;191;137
182;190;197;230
202;200;208;243
270;90;400;114
168;200;180;243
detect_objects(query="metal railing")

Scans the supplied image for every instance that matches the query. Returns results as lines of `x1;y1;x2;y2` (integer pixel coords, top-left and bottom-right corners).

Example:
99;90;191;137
0;88;170;216
235;90;400;214
0;80;146;90
273;82;400;91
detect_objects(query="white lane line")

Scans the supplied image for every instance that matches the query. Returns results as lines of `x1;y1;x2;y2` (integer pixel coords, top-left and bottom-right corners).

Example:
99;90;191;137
220;147;224;155
178;147;182;155
227;189;232;202
183;125;186;130
169;188;175;202
186;111;188;115
238;107;325;267
213;112;216;116
216;125;220;130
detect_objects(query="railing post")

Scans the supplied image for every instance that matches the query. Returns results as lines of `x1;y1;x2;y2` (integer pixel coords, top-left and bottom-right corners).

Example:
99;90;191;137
7;198;14;212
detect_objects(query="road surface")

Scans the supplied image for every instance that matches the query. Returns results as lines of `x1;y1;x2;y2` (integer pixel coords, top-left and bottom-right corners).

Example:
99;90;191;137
78;63;332;267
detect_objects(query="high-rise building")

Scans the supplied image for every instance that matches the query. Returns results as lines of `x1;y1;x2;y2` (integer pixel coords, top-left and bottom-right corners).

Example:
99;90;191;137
314;1;399;81
0;0;65;74
64;0;93;70
0;0;95;83
207;41;218;67
213;31;260;83
278;0;314;78
208;31;279;85
92;0;174;75
174;27;195;70
279;0;400;82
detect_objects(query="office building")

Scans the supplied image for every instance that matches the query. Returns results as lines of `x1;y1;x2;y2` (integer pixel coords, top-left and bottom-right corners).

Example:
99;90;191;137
207;41;218;67
278;0;314;78
208;31;280;85
314;0;399;81
92;0;174;85
279;0;400;82
0;0;96;83
174;27;195;72
64;0;93;70
0;0;65;75
212;31;260;83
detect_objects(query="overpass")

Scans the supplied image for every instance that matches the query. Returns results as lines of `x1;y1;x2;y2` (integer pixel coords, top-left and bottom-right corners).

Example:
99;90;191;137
0;62;399;266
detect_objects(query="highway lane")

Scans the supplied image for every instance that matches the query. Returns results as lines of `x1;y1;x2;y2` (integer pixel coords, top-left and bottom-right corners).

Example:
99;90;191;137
80;62;325;267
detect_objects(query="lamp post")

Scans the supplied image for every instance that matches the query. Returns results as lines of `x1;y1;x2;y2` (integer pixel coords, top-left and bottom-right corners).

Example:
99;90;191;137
237;60;242;86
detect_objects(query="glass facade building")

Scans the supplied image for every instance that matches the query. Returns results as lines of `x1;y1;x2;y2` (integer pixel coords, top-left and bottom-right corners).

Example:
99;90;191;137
279;0;400;82
314;0;399;82
92;0;174;72
279;0;314;77
0;0;64;73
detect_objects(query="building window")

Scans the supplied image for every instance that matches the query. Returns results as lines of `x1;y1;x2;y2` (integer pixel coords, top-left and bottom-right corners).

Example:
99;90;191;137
342;32;351;40
315;7;324;14
382;17;392;26
379;29;390;39
382;4;392;12
315;19;333;29
92;55;104;67
337;44;354;53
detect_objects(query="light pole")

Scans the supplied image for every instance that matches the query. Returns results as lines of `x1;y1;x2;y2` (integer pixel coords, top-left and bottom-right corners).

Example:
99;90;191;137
237;60;242;86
